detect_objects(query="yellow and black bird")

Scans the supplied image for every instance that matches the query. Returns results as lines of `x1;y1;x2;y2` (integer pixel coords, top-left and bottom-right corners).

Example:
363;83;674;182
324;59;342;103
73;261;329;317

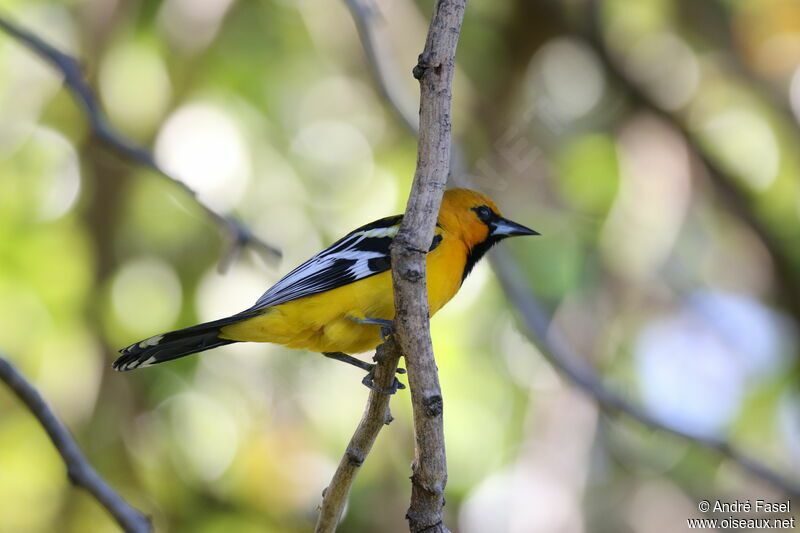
114;188;537;390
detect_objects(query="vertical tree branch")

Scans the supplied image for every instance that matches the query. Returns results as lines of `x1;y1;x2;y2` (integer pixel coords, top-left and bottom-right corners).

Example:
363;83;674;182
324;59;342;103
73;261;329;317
0;355;152;533
316;2;464;530
389;1;465;532
315;341;403;532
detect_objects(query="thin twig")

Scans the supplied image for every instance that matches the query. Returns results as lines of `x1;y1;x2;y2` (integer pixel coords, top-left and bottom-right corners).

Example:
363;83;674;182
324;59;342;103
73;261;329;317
315;340;403;532
0;14;280;271
489;248;800;499
343;0;419;135
342;0;471;180
345;0;800;501
0;355;152;532
389;1;465;532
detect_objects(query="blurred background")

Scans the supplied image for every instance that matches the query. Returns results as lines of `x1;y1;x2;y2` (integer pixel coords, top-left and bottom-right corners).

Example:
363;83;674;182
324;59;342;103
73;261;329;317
0;0;799;531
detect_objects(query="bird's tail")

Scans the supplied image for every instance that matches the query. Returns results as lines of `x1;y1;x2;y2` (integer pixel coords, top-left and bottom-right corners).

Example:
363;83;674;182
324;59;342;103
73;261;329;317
113;312;257;371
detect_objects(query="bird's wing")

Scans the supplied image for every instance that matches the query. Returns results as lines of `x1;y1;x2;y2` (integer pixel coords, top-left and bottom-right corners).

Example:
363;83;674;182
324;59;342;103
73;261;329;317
248;215;407;310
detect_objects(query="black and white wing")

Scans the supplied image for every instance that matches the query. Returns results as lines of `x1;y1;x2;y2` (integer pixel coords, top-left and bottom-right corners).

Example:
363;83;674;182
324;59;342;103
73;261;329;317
248;215;403;310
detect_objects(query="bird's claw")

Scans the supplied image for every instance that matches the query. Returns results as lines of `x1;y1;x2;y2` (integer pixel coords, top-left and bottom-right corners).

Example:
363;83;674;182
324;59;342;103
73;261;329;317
362;365;406;395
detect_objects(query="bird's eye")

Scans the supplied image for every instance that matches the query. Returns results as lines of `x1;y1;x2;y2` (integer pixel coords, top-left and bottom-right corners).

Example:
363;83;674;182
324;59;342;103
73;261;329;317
475;205;492;222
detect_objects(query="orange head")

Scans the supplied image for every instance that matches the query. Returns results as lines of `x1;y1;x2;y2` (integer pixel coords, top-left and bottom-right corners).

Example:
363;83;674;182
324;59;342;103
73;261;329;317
438;188;538;278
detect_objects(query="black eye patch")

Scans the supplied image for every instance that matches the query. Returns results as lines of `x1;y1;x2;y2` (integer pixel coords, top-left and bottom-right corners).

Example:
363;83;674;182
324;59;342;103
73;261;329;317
472;205;493;222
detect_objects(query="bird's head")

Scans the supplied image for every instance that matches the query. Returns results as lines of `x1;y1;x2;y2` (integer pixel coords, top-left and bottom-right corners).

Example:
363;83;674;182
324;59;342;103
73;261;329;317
440;188;538;246
439;188;538;279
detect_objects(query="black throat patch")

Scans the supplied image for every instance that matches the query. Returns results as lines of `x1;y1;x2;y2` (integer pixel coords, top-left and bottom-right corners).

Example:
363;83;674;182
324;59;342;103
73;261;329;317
462;236;502;281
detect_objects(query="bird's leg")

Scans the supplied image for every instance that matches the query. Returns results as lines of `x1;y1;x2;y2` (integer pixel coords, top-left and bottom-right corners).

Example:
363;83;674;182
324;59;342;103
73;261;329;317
322;351;373;372
322;351;406;395
349;317;394;342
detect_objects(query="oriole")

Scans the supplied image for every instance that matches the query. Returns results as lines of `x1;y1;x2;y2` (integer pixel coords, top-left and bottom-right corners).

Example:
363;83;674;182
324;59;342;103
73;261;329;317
114;188;537;388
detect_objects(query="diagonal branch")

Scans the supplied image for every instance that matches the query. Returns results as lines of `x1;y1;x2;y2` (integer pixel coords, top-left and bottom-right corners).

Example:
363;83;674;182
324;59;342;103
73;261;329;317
0;354;152;533
343;0;419;135
390;2;466;532
344;0;800;502
315;340;403;532
0;14;280;272
489;248;800;500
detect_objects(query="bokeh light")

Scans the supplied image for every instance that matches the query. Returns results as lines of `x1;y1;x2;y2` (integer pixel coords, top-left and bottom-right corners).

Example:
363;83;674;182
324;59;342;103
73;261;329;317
155;102;251;212
111;256;183;337
99;40;172;137
532;37;606;122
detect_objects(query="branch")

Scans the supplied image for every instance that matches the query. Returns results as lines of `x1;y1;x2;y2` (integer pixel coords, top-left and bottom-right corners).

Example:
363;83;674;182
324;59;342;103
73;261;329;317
345;0;800;502
315;341;403;532
389;2;465;532
318;3;464;529
0;355;152;532
489;249;800;499
342;0;472;180
0;14;280;272
343;0;419;135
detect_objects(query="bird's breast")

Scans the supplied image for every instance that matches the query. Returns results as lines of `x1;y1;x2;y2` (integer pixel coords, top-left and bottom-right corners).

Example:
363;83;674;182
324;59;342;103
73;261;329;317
425;234;468;315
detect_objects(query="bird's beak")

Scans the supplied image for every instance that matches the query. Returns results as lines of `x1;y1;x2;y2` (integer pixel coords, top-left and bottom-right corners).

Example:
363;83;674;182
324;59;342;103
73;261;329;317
490;217;540;238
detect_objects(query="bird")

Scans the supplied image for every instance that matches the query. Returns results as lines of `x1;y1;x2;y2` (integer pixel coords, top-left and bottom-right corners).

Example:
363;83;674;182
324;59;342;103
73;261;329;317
114;188;538;391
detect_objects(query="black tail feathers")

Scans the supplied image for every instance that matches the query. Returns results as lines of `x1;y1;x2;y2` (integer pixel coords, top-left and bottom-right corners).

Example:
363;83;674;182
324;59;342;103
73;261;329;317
113;314;254;371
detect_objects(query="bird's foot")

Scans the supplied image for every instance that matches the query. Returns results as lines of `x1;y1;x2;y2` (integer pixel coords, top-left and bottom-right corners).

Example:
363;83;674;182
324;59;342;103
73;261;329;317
322;351;405;393
361;364;406;395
